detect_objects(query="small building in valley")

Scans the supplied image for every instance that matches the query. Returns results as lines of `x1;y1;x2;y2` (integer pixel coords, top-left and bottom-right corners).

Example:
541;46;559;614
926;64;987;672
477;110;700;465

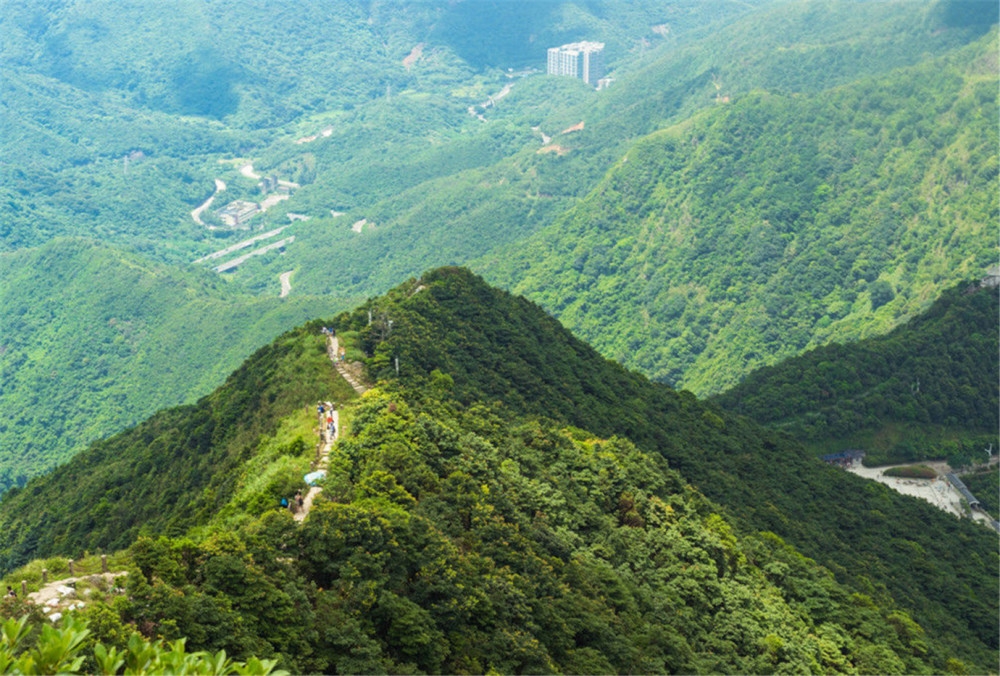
945;473;982;511
820;449;865;467
217;200;260;228
547;41;605;86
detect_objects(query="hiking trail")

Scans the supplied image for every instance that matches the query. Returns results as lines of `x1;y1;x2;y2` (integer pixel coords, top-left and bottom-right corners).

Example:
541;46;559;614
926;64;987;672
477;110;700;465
294;334;369;522
27;571;127;612
295;405;337;523
328;335;368;395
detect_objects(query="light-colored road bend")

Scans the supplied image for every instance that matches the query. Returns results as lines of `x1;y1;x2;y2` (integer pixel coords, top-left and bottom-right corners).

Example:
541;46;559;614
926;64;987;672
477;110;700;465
191;179;227;226
279;271;293;297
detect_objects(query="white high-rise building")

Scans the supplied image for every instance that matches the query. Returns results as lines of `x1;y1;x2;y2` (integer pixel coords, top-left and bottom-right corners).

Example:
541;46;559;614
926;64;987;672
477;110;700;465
546;41;605;86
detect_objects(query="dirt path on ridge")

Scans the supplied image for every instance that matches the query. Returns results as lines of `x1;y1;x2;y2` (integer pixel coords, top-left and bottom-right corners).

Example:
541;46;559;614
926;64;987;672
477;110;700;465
294;335;371;522
295;406;338;522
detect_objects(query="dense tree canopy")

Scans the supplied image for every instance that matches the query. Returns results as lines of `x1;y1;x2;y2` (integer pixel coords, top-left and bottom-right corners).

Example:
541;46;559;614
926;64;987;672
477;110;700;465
712;283;999;466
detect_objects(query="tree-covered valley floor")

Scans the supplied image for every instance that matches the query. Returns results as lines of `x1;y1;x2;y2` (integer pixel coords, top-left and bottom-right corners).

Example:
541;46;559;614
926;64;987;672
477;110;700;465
0;268;996;674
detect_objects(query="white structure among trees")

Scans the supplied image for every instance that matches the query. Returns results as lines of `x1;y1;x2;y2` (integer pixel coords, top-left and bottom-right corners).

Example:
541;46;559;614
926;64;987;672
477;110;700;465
547;41;605;86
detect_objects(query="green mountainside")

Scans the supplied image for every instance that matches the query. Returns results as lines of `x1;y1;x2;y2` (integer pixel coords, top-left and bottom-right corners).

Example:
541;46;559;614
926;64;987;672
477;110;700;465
712;282;999;466
1;269;994;672
0;1;997;665
0;238;341;494
2;1;996;488
0;321;352;564
1;0;743;257
484;31;997;393
0;386;945;674
237;0;996;300
343;269;998;667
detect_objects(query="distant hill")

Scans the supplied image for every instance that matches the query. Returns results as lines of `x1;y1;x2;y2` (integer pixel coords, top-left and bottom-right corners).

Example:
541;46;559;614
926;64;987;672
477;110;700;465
244;0;998;302
222;2;998;398
0;238;339;493
1;267;995;672
0;0;748;256
712;281;999;466
484;29;997;393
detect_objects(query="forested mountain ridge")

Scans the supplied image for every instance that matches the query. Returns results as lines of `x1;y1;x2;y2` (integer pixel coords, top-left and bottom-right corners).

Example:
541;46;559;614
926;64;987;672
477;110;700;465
712;281;1000;466
0;268;989;673
483;29;998;394
0;2;997;666
339;267;998;669
0;238;341;494
0;385;948;674
0;320;356;569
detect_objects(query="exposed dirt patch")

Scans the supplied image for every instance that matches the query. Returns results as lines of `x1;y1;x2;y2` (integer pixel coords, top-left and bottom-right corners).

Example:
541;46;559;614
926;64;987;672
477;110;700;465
403;43;425;70
560;121;585;134
537;144;570;156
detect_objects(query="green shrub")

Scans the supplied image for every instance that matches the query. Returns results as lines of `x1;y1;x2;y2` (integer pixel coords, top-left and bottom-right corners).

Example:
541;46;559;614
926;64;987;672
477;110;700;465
883;465;937;479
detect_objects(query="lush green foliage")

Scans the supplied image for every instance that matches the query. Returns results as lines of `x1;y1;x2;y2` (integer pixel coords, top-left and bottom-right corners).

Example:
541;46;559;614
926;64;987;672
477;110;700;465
883;466;938;480
0;238;337;493
1;266;996;671
713;283;999;466
345;267;999;670
0;615;283;675
962;468;999;520
0;1;997;669
0;323;353;570
486;32;998;393
6;386;949;674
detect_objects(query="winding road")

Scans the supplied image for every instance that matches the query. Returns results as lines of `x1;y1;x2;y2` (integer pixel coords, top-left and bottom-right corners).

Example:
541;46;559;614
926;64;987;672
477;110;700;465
190;179;227;226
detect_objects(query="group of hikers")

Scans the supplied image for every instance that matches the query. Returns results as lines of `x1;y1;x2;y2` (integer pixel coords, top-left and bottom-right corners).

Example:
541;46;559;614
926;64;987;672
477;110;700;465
277;400;337;513
320;327;347;362
280;490;304;513
318;402;336;441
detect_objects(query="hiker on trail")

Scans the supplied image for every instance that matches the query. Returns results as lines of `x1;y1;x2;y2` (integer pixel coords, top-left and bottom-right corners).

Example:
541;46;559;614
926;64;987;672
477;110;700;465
318;403;325;415
295;491;303;509
281;497;288;509
6;586;15;598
